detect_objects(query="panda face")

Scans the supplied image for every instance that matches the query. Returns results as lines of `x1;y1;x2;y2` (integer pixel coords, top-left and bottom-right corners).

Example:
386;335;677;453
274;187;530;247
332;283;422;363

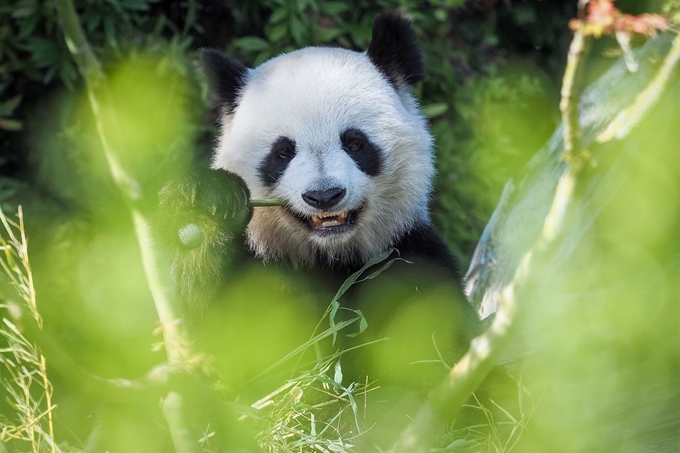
208;16;434;268
258;129;375;234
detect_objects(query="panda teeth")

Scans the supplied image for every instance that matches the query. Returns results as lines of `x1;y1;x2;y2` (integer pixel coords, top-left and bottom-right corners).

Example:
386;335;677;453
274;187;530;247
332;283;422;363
312;211;348;228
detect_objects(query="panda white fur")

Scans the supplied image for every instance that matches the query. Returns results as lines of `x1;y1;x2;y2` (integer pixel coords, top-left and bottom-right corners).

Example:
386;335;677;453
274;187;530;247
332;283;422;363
210;42;434;269
158;13;478;397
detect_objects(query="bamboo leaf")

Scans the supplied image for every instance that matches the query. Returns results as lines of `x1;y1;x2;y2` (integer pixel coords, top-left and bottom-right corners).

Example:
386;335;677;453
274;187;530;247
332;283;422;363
233;36;270;52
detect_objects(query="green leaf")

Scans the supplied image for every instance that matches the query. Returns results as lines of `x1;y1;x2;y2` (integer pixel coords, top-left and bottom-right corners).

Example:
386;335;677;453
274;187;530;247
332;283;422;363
269;7;288;24
344;310;368;338
104;17;117;48
59;60;77;90
328;248;395;344
232;36;270;52
422;103;449;118
43;65;58;84
11;0;38;19
348;24;371;47
183;0;198;34
358;258;400;282
266;23;288;42
26;37;62;68
118;0;150;12
321;2;349;15
290;15;306;46
0;96;22;116
253;50;273;67
332;248;395;302
317;27;340;43
84;10;101;32
18;13;40;39
298;0;313;11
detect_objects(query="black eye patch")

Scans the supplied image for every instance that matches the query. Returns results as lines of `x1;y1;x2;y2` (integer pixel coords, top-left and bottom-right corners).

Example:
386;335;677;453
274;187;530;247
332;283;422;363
340;129;382;176
258;136;296;187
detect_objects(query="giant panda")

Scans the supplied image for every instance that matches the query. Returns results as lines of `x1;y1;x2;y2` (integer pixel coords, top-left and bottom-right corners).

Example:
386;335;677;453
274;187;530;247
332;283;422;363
158;12;479;442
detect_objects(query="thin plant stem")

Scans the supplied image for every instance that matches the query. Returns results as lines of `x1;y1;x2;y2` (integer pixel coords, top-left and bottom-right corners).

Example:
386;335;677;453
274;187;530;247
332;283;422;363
0;208;56;453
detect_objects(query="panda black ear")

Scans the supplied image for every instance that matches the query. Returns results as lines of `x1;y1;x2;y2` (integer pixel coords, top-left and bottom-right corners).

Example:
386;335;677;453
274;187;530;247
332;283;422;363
200;48;249;113
367;13;425;88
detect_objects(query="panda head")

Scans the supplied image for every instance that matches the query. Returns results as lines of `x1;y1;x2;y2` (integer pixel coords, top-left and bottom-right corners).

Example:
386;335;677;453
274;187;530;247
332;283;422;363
204;14;434;268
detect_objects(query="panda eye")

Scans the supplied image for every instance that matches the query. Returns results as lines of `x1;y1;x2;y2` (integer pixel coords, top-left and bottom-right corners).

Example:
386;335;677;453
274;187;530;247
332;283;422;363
340;128;382;176
272;137;296;160
278;144;295;159
347;140;362;152
341;129;367;154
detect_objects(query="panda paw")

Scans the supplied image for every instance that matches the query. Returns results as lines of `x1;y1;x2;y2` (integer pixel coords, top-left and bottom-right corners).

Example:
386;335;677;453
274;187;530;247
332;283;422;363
158;169;252;250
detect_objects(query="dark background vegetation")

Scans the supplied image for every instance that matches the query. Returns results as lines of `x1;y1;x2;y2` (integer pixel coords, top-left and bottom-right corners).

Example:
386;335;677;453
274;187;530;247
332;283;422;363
0;0;585;264
1;0;673;258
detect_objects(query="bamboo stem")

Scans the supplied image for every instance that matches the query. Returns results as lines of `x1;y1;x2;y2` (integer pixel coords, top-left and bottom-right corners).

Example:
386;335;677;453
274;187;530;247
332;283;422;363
597;32;680;142
53;1;197;451
393;10;593;452
560;29;591;164
248;198;282;207
52;0;102;85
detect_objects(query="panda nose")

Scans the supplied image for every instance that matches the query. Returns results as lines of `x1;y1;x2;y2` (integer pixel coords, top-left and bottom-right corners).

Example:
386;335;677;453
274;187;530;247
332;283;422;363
302;188;346;210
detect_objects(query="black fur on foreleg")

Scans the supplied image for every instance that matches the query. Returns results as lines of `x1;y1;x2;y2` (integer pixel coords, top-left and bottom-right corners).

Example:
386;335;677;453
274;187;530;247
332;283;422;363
157;169;251;315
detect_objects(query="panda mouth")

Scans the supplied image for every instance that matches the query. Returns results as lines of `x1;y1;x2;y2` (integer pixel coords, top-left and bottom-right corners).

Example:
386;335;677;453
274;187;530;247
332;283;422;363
308;209;361;232
311;211;349;228
289;207;361;233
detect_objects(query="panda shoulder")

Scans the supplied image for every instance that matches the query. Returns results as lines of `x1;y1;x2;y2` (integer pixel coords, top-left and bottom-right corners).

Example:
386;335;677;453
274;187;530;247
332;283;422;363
394;223;460;277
